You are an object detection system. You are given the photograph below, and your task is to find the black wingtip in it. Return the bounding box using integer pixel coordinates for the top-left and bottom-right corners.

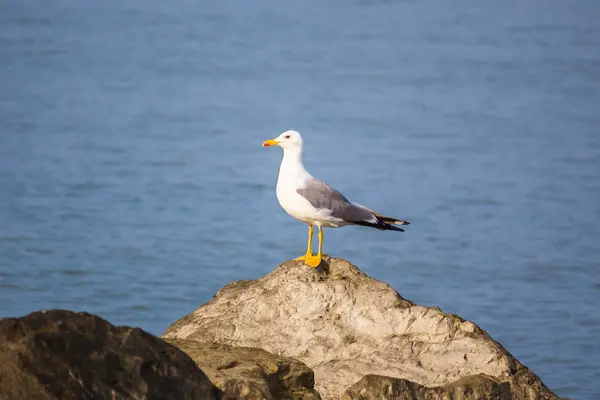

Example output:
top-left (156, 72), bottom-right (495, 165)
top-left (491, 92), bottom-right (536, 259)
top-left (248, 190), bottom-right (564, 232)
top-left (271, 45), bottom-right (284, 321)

top-left (386, 225), bottom-right (405, 232)
top-left (351, 220), bottom-right (406, 232)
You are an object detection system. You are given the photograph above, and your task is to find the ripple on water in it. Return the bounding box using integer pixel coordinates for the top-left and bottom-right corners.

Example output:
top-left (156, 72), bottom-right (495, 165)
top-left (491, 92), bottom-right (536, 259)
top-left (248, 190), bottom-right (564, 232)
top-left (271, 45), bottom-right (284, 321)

top-left (66, 181), bottom-right (110, 192)
top-left (128, 304), bottom-right (151, 311)
top-left (157, 296), bottom-right (189, 304)
top-left (60, 212), bottom-right (86, 220)
top-left (238, 182), bottom-right (271, 192)
top-left (0, 270), bottom-right (13, 278)
top-left (25, 247), bottom-right (55, 254)
top-left (70, 280), bottom-right (94, 288)
top-left (0, 281), bottom-right (23, 290)
top-left (59, 268), bottom-right (89, 276)
top-left (92, 288), bottom-right (132, 299)
top-left (451, 197), bottom-right (503, 206)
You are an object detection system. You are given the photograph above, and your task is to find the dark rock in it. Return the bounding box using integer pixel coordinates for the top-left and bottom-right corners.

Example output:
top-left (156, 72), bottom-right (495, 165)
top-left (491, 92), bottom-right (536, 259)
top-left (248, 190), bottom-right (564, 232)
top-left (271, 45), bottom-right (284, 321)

top-left (342, 373), bottom-right (559, 400)
top-left (0, 310), bottom-right (220, 400)
top-left (167, 339), bottom-right (321, 400)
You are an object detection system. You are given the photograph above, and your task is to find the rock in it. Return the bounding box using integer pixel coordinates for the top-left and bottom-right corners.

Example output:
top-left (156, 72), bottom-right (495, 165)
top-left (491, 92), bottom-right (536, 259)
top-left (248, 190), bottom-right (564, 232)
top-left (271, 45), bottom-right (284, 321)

top-left (0, 310), bottom-right (220, 400)
top-left (342, 373), bottom-right (556, 400)
top-left (167, 339), bottom-right (321, 400)
top-left (163, 256), bottom-right (560, 400)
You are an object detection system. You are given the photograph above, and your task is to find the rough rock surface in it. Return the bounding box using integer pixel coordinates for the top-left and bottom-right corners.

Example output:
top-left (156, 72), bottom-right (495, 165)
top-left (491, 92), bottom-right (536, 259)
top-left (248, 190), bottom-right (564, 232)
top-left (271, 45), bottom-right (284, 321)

top-left (342, 373), bottom-right (555, 400)
top-left (163, 256), bottom-right (559, 400)
top-left (0, 310), bottom-right (220, 400)
top-left (167, 339), bottom-right (321, 399)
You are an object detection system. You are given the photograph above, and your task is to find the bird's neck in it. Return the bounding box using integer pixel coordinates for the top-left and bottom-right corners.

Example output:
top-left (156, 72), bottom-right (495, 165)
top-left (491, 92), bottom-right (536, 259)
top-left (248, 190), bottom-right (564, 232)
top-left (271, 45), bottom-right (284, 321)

top-left (279, 147), bottom-right (309, 182)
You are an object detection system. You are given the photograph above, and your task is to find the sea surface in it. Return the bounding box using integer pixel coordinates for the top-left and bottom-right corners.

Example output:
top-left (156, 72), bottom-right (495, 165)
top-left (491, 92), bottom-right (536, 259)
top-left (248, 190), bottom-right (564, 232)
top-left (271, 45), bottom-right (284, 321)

top-left (1, 1), bottom-right (599, 398)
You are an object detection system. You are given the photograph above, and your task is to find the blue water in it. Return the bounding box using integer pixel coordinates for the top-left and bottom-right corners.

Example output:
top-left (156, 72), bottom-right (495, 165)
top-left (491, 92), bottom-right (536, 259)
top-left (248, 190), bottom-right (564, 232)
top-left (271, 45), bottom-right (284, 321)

top-left (1, 1), bottom-right (599, 398)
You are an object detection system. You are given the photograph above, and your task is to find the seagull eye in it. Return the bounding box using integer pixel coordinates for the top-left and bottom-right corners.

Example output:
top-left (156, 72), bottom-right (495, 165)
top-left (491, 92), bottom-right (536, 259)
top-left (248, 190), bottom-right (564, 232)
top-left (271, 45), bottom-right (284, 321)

top-left (284, 135), bottom-right (291, 139)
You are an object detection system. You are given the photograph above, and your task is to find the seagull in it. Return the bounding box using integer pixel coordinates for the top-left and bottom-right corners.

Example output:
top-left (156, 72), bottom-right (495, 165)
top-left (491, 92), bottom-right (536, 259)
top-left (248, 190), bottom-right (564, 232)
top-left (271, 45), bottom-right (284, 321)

top-left (262, 130), bottom-right (409, 268)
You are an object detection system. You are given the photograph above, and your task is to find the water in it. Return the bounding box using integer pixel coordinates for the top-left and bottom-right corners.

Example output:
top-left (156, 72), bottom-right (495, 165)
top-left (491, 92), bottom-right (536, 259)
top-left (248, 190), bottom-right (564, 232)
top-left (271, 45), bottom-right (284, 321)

top-left (1, 1), bottom-right (599, 398)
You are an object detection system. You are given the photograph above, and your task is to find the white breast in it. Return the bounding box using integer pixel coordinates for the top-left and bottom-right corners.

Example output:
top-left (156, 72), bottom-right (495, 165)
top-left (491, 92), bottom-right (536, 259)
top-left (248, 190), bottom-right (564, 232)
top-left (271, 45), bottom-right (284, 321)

top-left (276, 176), bottom-right (318, 224)
top-left (274, 146), bottom-right (345, 228)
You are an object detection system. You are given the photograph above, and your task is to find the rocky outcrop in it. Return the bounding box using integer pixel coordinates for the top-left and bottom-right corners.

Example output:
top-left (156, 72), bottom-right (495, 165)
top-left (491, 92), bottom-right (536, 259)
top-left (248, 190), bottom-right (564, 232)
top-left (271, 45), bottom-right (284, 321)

top-left (342, 373), bottom-right (556, 400)
top-left (167, 339), bottom-right (321, 400)
top-left (0, 310), bottom-right (220, 400)
top-left (163, 256), bottom-right (560, 400)
top-left (342, 374), bottom-right (511, 399)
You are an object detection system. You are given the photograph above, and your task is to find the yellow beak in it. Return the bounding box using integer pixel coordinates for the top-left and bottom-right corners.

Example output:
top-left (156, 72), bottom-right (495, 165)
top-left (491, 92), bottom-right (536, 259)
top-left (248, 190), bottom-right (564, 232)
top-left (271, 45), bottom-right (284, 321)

top-left (262, 139), bottom-right (279, 147)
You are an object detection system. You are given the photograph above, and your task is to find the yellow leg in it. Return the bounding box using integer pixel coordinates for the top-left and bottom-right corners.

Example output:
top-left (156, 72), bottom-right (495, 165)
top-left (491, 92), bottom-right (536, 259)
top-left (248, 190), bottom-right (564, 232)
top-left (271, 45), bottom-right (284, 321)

top-left (304, 227), bottom-right (323, 268)
top-left (293, 225), bottom-right (313, 261)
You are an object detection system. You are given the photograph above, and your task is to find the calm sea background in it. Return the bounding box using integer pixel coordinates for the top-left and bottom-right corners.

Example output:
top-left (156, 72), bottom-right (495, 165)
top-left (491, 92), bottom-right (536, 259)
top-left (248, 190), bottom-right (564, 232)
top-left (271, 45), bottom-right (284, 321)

top-left (1, 1), bottom-right (599, 398)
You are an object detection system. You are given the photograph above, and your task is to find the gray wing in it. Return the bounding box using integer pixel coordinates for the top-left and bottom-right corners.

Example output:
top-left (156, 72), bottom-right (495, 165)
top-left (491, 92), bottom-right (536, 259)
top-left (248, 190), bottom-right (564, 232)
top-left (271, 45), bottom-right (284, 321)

top-left (296, 178), bottom-right (376, 223)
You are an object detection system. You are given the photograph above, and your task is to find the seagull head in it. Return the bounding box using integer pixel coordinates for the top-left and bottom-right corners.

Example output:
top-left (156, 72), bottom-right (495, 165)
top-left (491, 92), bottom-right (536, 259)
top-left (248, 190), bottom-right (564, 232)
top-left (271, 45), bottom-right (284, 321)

top-left (262, 130), bottom-right (303, 151)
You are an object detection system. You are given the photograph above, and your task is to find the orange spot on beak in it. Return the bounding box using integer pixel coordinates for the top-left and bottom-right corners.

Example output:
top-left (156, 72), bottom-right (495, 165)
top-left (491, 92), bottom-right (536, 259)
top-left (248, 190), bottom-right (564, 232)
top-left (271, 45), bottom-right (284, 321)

top-left (262, 139), bottom-right (279, 147)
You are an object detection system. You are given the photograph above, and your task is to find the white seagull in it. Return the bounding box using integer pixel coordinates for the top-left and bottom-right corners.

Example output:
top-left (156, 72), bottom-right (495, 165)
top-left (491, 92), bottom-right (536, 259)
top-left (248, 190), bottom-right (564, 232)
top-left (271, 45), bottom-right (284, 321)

top-left (262, 130), bottom-right (409, 268)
